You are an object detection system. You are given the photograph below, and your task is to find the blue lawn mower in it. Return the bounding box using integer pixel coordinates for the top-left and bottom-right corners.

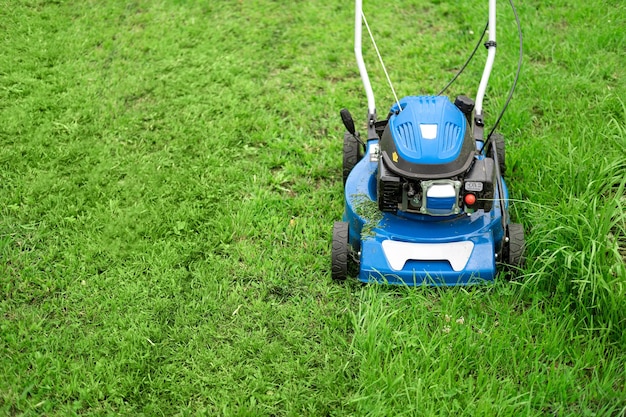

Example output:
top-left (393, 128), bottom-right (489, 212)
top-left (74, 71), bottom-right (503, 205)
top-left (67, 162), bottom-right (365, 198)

top-left (331, 0), bottom-right (525, 285)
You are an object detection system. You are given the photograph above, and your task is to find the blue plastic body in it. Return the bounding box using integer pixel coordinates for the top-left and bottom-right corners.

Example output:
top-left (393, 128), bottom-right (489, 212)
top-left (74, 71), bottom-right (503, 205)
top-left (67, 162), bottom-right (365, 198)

top-left (342, 98), bottom-right (509, 286)
top-left (389, 96), bottom-right (467, 165)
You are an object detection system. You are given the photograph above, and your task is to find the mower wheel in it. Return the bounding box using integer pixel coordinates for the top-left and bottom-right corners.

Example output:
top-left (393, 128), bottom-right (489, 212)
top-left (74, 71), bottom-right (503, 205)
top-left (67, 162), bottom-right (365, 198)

top-left (331, 221), bottom-right (350, 281)
top-left (343, 132), bottom-right (364, 185)
top-left (492, 133), bottom-right (506, 175)
top-left (506, 223), bottom-right (526, 269)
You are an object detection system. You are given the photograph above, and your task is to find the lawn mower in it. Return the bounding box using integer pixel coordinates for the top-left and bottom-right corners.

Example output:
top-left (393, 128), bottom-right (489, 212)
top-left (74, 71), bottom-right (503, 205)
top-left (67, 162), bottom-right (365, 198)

top-left (331, 0), bottom-right (525, 285)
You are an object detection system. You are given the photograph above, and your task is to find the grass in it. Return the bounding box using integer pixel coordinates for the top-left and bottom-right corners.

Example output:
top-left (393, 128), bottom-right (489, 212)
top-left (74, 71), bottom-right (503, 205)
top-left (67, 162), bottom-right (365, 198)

top-left (1, 0), bottom-right (625, 415)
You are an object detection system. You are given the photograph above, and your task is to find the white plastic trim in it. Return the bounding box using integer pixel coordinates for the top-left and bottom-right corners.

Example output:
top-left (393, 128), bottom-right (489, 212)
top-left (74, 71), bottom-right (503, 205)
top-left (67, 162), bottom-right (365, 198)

top-left (419, 124), bottom-right (438, 139)
top-left (381, 240), bottom-right (475, 272)
top-left (426, 184), bottom-right (456, 198)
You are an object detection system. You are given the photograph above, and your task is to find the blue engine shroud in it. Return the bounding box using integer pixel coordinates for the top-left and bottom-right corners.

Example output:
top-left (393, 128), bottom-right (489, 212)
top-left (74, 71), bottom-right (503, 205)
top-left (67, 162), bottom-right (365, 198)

top-left (388, 96), bottom-right (468, 166)
top-left (342, 96), bottom-right (509, 286)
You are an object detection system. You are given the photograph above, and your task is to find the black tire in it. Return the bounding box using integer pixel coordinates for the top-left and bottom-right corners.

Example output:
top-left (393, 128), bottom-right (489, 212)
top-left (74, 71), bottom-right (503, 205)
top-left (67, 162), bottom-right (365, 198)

top-left (492, 133), bottom-right (506, 175)
top-left (506, 223), bottom-right (526, 269)
top-left (343, 132), bottom-right (364, 185)
top-left (331, 221), bottom-right (349, 281)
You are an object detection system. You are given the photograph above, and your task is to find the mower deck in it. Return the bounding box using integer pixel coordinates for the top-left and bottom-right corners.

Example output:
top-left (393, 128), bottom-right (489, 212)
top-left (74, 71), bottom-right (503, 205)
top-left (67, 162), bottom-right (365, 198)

top-left (342, 140), bottom-right (508, 286)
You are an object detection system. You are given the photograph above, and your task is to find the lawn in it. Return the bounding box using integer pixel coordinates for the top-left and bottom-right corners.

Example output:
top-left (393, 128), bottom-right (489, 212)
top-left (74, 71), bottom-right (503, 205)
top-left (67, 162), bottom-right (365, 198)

top-left (1, 0), bottom-right (625, 415)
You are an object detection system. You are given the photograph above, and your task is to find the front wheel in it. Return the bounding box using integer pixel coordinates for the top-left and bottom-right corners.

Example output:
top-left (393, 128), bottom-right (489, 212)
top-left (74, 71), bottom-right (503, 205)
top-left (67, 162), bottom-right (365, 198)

top-left (331, 222), bottom-right (350, 281)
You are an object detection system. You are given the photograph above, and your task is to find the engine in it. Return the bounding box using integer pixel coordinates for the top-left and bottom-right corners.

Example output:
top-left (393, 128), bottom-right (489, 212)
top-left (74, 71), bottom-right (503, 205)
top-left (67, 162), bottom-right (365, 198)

top-left (377, 96), bottom-right (495, 216)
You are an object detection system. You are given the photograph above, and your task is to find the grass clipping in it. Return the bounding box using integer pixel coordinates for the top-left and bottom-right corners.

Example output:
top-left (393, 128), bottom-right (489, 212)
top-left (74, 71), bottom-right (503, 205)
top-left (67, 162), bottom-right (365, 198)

top-left (352, 194), bottom-right (383, 237)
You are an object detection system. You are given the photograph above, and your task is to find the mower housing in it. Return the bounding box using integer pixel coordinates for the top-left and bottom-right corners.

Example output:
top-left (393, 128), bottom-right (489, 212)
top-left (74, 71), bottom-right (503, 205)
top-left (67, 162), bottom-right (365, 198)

top-left (333, 95), bottom-right (519, 286)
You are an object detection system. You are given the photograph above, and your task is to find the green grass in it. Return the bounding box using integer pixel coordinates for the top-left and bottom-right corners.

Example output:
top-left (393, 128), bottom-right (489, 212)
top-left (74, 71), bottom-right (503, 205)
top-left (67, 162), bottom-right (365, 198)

top-left (1, 0), bottom-right (625, 415)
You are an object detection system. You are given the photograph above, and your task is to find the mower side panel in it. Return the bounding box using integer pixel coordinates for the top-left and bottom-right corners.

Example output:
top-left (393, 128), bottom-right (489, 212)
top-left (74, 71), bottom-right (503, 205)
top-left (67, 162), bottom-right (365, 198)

top-left (342, 141), bottom-right (379, 252)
